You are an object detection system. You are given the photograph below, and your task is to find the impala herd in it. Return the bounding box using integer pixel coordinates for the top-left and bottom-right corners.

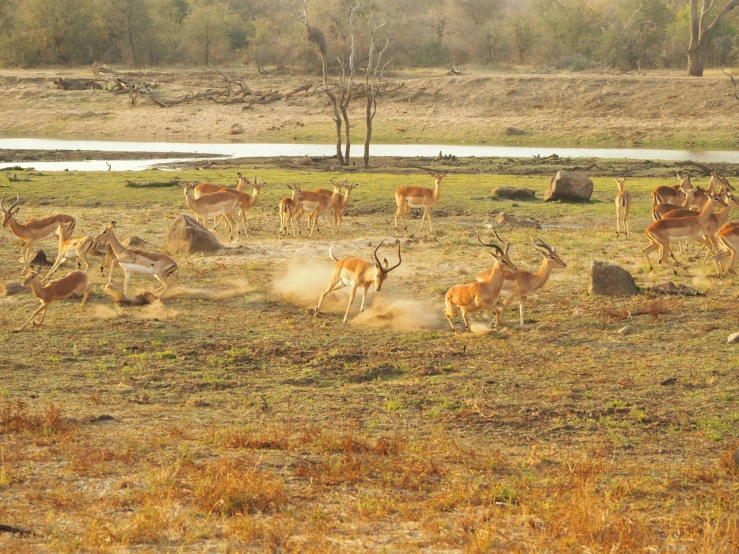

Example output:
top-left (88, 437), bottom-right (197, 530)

top-left (2, 169), bottom-right (737, 333)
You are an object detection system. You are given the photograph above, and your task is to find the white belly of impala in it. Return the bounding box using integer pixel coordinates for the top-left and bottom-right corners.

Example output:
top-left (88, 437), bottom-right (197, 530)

top-left (406, 198), bottom-right (426, 208)
top-left (341, 276), bottom-right (354, 287)
top-left (120, 262), bottom-right (156, 275)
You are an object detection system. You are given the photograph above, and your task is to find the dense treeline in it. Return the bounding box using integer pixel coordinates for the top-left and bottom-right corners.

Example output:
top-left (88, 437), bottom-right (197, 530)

top-left (0, 0), bottom-right (736, 71)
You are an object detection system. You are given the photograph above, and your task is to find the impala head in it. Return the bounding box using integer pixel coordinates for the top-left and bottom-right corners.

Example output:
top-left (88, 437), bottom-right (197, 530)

top-left (371, 239), bottom-right (402, 291)
top-left (478, 230), bottom-right (517, 274)
top-left (717, 175), bottom-right (735, 193)
top-left (614, 178), bottom-right (626, 191)
top-left (95, 221), bottom-right (118, 243)
top-left (430, 173), bottom-right (446, 185)
top-left (55, 220), bottom-right (74, 238)
top-left (726, 192), bottom-right (739, 208)
top-left (181, 181), bottom-right (197, 197)
top-left (21, 270), bottom-right (40, 286)
top-left (287, 184), bottom-right (303, 201)
top-left (0, 193), bottom-right (21, 227)
top-left (677, 172), bottom-right (693, 191)
top-left (708, 193), bottom-right (728, 208)
top-left (532, 237), bottom-right (567, 269)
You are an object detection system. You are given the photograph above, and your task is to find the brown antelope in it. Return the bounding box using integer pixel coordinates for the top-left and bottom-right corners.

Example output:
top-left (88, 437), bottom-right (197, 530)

top-left (219, 179), bottom-right (263, 235)
top-left (443, 233), bottom-right (518, 333)
top-left (690, 172), bottom-right (735, 211)
top-left (192, 172), bottom-right (253, 198)
top-left (651, 173), bottom-right (693, 207)
top-left (478, 237), bottom-right (566, 328)
top-left (95, 222), bottom-right (177, 296)
top-left (333, 182), bottom-right (358, 233)
top-left (314, 240), bottom-right (402, 323)
top-left (394, 173), bottom-right (445, 233)
top-left (15, 270), bottom-right (89, 331)
top-left (298, 182), bottom-right (344, 236)
top-left (1, 194), bottom-right (76, 273)
top-left (614, 178), bottom-right (632, 237)
top-left (643, 193), bottom-right (727, 274)
top-left (296, 179), bottom-right (350, 231)
top-left (713, 222), bottom-right (739, 274)
top-left (279, 185), bottom-right (304, 237)
top-left (652, 186), bottom-right (697, 220)
top-left (44, 221), bottom-right (99, 280)
top-left (661, 191), bottom-right (739, 255)
top-left (182, 182), bottom-right (240, 241)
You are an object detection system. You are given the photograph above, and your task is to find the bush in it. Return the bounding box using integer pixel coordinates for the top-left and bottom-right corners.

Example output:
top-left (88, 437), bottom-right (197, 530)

top-left (420, 41), bottom-right (450, 67)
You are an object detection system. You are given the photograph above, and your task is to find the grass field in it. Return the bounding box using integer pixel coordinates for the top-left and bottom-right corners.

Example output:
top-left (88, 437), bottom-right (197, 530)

top-left (1, 163), bottom-right (739, 552)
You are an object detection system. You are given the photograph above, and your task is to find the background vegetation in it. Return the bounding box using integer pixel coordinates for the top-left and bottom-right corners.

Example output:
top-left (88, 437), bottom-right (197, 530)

top-left (0, 0), bottom-right (737, 73)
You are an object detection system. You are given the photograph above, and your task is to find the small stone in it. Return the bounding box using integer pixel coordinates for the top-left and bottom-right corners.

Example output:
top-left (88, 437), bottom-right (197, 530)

top-left (30, 249), bottom-right (52, 266)
top-left (0, 281), bottom-right (26, 296)
top-left (494, 212), bottom-right (542, 229)
top-left (505, 127), bottom-right (527, 136)
top-left (617, 325), bottom-right (633, 335)
top-left (728, 332), bottom-right (739, 344)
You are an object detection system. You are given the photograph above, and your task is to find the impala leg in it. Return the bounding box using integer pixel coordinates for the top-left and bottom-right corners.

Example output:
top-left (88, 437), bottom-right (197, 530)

top-left (15, 303), bottom-right (47, 331)
top-left (518, 298), bottom-right (526, 328)
top-left (107, 258), bottom-right (118, 285)
top-left (123, 270), bottom-right (131, 296)
top-left (359, 285), bottom-right (369, 312)
top-left (624, 212), bottom-right (630, 238)
top-left (616, 213), bottom-right (621, 237)
top-left (44, 256), bottom-right (66, 281)
top-left (34, 305), bottom-right (50, 327)
top-left (643, 241), bottom-right (659, 271)
top-left (461, 309), bottom-right (471, 333)
top-left (315, 275), bottom-right (345, 316)
top-left (154, 274), bottom-right (169, 297)
top-left (343, 284), bottom-right (359, 323)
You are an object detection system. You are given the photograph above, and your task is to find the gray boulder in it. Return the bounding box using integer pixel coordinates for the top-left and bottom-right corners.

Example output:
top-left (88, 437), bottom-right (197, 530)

top-left (1, 281), bottom-right (27, 296)
top-left (588, 261), bottom-right (638, 297)
top-left (166, 215), bottom-right (222, 255)
top-left (494, 212), bottom-right (542, 229)
top-left (545, 170), bottom-right (593, 202)
top-left (493, 186), bottom-right (536, 200)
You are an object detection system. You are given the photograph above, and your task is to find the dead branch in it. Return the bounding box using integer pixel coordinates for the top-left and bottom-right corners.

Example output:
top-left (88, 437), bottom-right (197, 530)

top-left (723, 67), bottom-right (739, 101)
top-left (675, 160), bottom-right (713, 176)
top-left (0, 524), bottom-right (33, 536)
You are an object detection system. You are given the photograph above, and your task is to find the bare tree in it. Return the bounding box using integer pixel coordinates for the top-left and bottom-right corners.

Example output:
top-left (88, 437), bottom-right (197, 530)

top-left (723, 67), bottom-right (739, 100)
top-left (687, 0), bottom-right (739, 77)
top-left (363, 14), bottom-right (390, 168)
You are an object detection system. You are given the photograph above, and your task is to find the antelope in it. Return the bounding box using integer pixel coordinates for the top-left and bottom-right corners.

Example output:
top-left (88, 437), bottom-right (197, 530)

top-left (713, 222), bottom-right (739, 274)
top-left (651, 173), bottom-right (693, 207)
top-left (314, 240), bottom-right (402, 323)
top-left (298, 182), bottom-right (344, 236)
top-left (643, 193), bottom-right (727, 274)
top-left (44, 221), bottom-right (99, 280)
top-left (15, 270), bottom-right (89, 331)
top-left (478, 237), bottom-right (566, 328)
top-left (333, 182), bottom-right (358, 233)
top-left (614, 178), bottom-right (631, 237)
top-left (182, 182), bottom-right (240, 241)
top-left (690, 172), bottom-right (735, 211)
top-left (279, 185), bottom-right (304, 237)
top-left (652, 186), bottom-right (697, 220)
top-left (394, 173), bottom-right (445, 233)
top-left (1, 194), bottom-right (76, 273)
top-left (192, 173), bottom-right (253, 198)
top-left (443, 233), bottom-right (518, 333)
top-left (95, 222), bottom-right (177, 296)
top-left (296, 179), bottom-right (350, 231)
top-left (661, 191), bottom-right (739, 255)
top-left (220, 179), bottom-right (263, 235)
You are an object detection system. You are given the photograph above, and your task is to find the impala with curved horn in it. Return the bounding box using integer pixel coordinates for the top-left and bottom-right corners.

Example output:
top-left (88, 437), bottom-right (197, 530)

top-left (314, 239), bottom-right (402, 323)
top-left (394, 173), bottom-right (445, 233)
top-left (478, 237), bottom-right (566, 328)
top-left (1, 194), bottom-right (76, 273)
top-left (444, 231), bottom-right (517, 333)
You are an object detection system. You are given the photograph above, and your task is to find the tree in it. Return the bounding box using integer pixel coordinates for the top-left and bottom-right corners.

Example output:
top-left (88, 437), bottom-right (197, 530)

top-left (105, 0), bottom-right (153, 66)
top-left (182, 0), bottom-right (235, 66)
top-left (687, 0), bottom-right (739, 76)
top-left (363, 13), bottom-right (390, 168)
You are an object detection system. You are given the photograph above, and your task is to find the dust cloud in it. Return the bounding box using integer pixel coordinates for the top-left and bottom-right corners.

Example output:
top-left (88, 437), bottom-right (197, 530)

top-left (272, 259), bottom-right (341, 309)
top-left (351, 297), bottom-right (440, 332)
top-left (91, 305), bottom-right (120, 319)
top-left (163, 278), bottom-right (255, 300)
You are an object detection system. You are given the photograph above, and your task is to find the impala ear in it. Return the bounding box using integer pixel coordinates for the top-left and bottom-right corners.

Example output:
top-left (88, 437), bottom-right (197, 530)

top-left (383, 257), bottom-right (388, 269)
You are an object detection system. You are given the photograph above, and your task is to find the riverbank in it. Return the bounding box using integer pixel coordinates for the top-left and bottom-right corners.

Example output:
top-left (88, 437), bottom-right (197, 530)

top-left (1, 67), bottom-right (737, 147)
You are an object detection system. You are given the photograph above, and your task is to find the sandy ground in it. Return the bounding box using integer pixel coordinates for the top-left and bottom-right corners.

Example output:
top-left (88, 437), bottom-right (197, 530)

top-left (0, 67), bottom-right (737, 147)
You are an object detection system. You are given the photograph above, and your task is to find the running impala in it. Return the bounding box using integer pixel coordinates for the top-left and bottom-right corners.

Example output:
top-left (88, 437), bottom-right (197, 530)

top-left (44, 221), bottom-right (99, 280)
top-left (713, 222), bottom-right (739, 274)
top-left (15, 270), bottom-right (89, 331)
top-left (1, 194), bottom-right (76, 273)
top-left (443, 233), bottom-right (517, 333)
top-left (394, 173), bottom-right (445, 233)
top-left (95, 221), bottom-right (178, 296)
top-left (314, 240), bottom-right (402, 323)
top-left (477, 237), bottom-right (566, 328)
top-left (643, 193), bottom-right (727, 274)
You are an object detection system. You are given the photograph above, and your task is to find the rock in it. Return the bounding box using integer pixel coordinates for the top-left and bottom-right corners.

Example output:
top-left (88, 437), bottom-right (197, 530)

top-left (492, 186), bottom-right (536, 200)
top-left (230, 123), bottom-right (244, 135)
top-left (617, 325), bottom-right (633, 335)
top-left (588, 261), bottom-right (639, 297)
top-left (728, 332), bottom-right (739, 344)
top-left (123, 235), bottom-right (152, 249)
top-left (494, 212), bottom-right (542, 229)
top-left (545, 170), bottom-right (594, 202)
top-left (30, 249), bottom-right (52, 266)
top-left (505, 127), bottom-right (527, 136)
top-left (1, 281), bottom-right (27, 296)
top-left (165, 215), bottom-right (222, 255)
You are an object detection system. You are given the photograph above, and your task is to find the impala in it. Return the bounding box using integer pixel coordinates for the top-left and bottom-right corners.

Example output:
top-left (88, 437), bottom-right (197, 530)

top-left (95, 221), bottom-right (178, 296)
top-left (333, 181), bottom-right (358, 233)
top-left (296, 179), bottom-right (350, 231)
top-left (298, 181), bottom-right (343, 236)
top-left (651, 173), bottom-right (693, 206)
top-left (691, 172), bottom-right (735, 210)
top-left (279, 185), bottom-right (304, 237)
top-left (1, 194), bottom-right (76, 273)
top-left (478, 237), bottom-right (566, 328)
top-left (614, 178), bottom-right (632, 237)
top-left (192, 172), bottom-right (253, 198)
top-left (15, 270), bottom-right (89, 331)
top-left (182, 182), bottom-right (240, 241)
top-left (713, 222), bottom-right (739, 274)
top-left (643, 193), bottom-right (727, 274)
top-left (223, 179), bottom-right (263, 235)
top-left (652, 186), bottom-right (697, 220)
top-left (444, 233), bottom-right (518, 333)
top-left (661, 191), bottom-right (739, 255)
top-left (394, 173), bottom-right (445, 233)
top-left (44, 221), bottom-right (99, 280)
top-left (314, 239), bottom-right (402, 323)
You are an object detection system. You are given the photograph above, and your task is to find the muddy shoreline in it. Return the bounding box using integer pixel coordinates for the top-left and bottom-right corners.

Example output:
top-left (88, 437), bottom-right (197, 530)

top-left (0, 149), bottom-right (225, 163)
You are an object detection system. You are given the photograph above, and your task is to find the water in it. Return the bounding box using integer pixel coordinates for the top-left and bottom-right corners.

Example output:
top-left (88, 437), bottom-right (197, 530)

top-left (1, 136), bottom-right (738, 172)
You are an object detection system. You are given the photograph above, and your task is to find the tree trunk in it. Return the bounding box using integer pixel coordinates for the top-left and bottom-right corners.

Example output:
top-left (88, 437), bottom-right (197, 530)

top-left (363, 101), bottom-right (372, 168)
top-left (334, 116), bottom-right (344, 166)
top-left (687, 45), bottom-right (705, 77)
top-left (341, 106), bottom-right (351, 164)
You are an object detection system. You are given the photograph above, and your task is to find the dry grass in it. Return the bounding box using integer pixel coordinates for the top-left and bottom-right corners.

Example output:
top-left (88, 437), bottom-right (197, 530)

top-left (1, 165), bottom-right (739, 551)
